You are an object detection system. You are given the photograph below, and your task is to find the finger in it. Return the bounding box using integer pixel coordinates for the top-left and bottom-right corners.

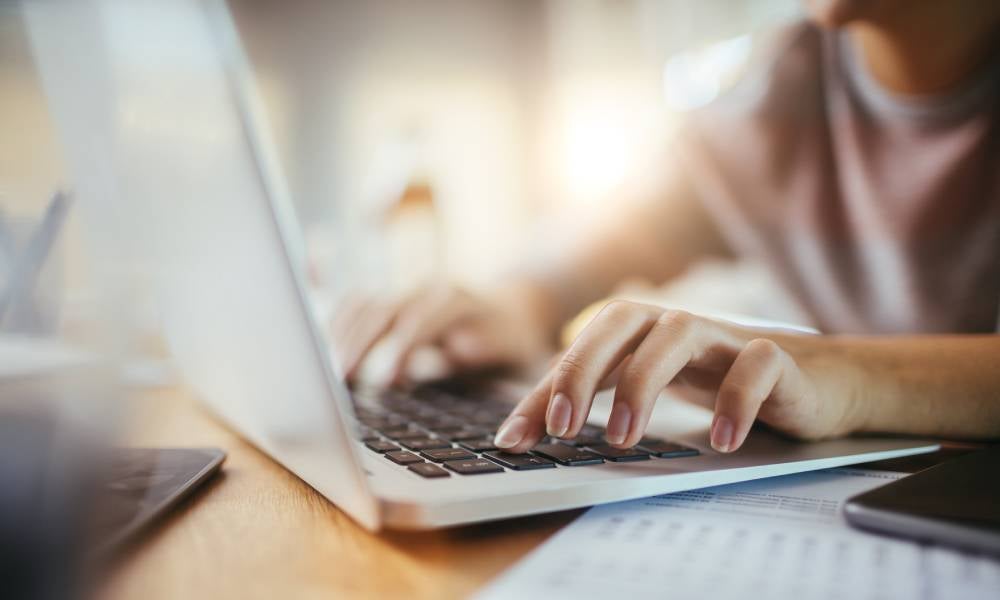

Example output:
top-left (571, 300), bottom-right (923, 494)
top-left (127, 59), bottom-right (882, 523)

top-left (386, 290), bottom-right (472, 383)
top-left (329, 293), bottom-right (367, 341)
top-left (336, 299), bottom-right (403, 381)
top-left (494, 370), bottom-right (553, 453)
top-left (711, 338), bottom-right (790, 453)
top-left (609, 310), bottom-right (733, 447)
top-left (546, 301), bottom-right (663, 440)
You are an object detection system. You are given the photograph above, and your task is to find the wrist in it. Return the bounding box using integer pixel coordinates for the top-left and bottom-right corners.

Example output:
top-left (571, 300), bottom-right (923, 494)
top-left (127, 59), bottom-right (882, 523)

top-left (795, 339), bottom-right (876, 437)
top-left (818, 341), bottom-right (889, 436)
top-left (844, 362), bottom-right (877, 435)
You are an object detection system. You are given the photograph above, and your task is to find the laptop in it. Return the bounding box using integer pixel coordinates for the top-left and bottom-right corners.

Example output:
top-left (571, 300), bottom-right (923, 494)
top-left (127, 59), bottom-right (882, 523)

top-left (29, 0), bottom-right (939, 531)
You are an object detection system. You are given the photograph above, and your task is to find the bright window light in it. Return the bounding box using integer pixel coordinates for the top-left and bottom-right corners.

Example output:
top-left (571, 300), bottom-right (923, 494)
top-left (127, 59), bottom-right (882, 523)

top-left (548, 85), bottom-right (662, 206)
top-left (560, 101), bottom-right (634, 199)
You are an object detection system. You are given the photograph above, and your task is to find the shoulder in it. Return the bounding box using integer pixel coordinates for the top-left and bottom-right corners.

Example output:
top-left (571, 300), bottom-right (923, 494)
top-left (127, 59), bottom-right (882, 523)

top-left (678, 21), bottom-right (833, 181)
top-left (704, 20), bottom-right (828, 122)
top-left (673, 22), bottom-right (836, 226)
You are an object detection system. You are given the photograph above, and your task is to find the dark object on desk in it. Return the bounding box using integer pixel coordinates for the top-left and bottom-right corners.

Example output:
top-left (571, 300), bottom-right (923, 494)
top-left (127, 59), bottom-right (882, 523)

top-left (1, 396), bottom-right (224, 599)
top-left (845, 445), bottom-right (1000, 555)
top-left (0, 409), bottom-right (94, 600)
top-left (90, 447), bottom-right (225, 558)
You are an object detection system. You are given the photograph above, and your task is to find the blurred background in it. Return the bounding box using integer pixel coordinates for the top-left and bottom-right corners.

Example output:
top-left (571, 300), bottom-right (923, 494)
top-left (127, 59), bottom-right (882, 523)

top-left (228, 0), bottom-right (801, 298)
top-left (2, 0), bottom-right (806, 348)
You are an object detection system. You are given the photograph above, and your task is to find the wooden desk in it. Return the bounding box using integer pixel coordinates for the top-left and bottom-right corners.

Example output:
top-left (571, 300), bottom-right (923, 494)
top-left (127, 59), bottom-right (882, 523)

top-left (101, 386), bottom-right (579, 600)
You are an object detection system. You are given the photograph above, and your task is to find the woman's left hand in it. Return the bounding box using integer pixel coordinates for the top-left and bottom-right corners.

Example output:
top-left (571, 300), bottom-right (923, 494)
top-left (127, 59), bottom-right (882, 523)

top-left (493, 300), bottom-right (868, 454)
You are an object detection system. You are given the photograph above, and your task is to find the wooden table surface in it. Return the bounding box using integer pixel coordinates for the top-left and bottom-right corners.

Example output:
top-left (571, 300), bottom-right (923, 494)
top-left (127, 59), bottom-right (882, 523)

top-left (100, 386), bottom-right (580, 600)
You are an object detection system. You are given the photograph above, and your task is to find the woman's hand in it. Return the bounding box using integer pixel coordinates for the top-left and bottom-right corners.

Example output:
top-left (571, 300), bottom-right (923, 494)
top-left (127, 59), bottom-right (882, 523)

top-left (331, 283), bottom-right (555, 386)
top-left (494, 300), bottom-right (869, 454)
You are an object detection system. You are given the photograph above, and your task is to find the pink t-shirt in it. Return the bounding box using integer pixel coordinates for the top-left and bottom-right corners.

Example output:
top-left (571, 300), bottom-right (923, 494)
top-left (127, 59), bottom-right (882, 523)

top-left (681, 22), bottom-right (1000, 334)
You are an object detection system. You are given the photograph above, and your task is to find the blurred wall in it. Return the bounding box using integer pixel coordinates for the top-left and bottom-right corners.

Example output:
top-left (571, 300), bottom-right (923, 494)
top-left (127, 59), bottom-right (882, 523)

top-left (0, 4), bottom-right (84, 319)
top-left (228, 0), bottom-right (548, 285)
top-left (0, 4), bottom-right (65, 214)
top-left (227, 0), bottom-right (800, 285)
top-left (3, 0), bottom-right (802, 298)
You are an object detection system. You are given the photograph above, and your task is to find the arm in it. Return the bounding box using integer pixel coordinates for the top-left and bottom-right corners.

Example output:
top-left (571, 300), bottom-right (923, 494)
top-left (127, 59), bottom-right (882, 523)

top-left (338, 164), bottom-right (732, 383)
top-left (492, 302), bottom-right (1000, 453)
top-left (834, 334), bottom-right (1000, 439)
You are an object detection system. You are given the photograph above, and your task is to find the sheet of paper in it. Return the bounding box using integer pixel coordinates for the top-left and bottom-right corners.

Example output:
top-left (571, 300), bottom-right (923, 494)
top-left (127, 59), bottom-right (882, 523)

top-left (477, 468), bottom-right (1000, 600)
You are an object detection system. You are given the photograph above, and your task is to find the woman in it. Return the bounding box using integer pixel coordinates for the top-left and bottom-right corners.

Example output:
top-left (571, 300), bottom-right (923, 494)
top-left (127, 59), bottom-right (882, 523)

top-left (335, 0), bottom-right (1000, 455)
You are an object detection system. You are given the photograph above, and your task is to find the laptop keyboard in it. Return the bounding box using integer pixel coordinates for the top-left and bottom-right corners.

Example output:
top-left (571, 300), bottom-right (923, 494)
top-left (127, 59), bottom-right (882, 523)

top-left (351, 385), bottom-right (699, 479)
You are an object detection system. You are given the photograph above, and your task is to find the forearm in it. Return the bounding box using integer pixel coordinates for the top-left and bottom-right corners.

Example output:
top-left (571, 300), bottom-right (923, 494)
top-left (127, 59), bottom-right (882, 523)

top-left (804, 335), bottom-right (1000, 440)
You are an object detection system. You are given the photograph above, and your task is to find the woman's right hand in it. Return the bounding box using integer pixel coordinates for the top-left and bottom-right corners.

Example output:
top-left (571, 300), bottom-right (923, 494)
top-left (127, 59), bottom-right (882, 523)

top-left (331, 283), bottom-right (554, 386)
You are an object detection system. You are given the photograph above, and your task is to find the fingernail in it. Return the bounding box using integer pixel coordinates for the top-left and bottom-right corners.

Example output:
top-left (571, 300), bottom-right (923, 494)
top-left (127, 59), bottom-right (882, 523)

top-left (711, 415), bottom-right (734, 452)
top-left (605, 404), bottom-right (632, 445)
top-left (495, 415), bottom-right (529, 449)
top-left (546, 393), bottom-right (572, 437)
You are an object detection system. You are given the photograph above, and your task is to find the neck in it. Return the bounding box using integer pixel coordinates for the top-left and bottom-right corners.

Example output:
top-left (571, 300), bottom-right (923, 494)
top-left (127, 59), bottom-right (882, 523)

top-left (850, 3), bottom-right (1000, 95)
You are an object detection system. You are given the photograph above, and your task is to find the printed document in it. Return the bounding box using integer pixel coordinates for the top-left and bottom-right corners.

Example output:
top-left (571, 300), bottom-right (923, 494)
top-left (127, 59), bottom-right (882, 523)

top-left (477, 468), bottom-right (1000, 600)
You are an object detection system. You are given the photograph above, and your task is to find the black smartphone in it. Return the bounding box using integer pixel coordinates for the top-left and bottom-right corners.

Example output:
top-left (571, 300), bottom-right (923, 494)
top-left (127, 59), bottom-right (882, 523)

top-left (845, 445), bottom-right (1000, 555)
top-left (90, 447), bottom-right (226, 558)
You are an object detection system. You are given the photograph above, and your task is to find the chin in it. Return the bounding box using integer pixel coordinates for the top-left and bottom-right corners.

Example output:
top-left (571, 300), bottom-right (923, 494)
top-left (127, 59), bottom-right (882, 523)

top-left (803, 0), bottom-right (872, 28)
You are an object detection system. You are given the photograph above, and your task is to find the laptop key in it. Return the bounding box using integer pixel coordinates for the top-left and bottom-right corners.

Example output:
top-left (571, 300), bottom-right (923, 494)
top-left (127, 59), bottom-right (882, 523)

top-left (448, 427), bottom-right (493, 441)
top-left (483, 451), bottom-right (556, 471)
top-left (408, 463), bottom-right (450, 478)
top-left (354, 426), bottom-right (380, 442)
top-left (401, 437), bottom-right (453, 451)
top-left (586, 444), bottom-right (651, 462)
top-left (421, 448), bottom-right (477, 463)
top-left (359, 416), bottom-right (408, 430)
top-left (546, 425), bottom-right (604, 446)
top-left (469, 413), bottom-right (505, 426)
top-left (443, 459), bottom-right (505, 475)
top-left (425, 424), bottom-right (467, 436)
top-left (418, 416), bottom-right (465, 430)
top-left (548, 435), bottom-right (603, 447)
top-left (365, 440), bottom-right (400, 453)
top-left (385, 450), bottom-right (424, 465)
top-left (380, 426), bottom-right (427, 440)
top-left (636, 440), bottom-right (700, 458)
top-left (413, 406), bottom-right (442, 419)
top-left (458, 438), bottom-right (498, 452)
top-left (531, 443), bottom-right (604, 466)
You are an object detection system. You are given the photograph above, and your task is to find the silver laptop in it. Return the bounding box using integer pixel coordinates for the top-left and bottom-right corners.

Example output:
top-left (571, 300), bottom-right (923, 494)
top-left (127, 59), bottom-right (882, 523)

top-left (26, 0), bottom-right (939, 531)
